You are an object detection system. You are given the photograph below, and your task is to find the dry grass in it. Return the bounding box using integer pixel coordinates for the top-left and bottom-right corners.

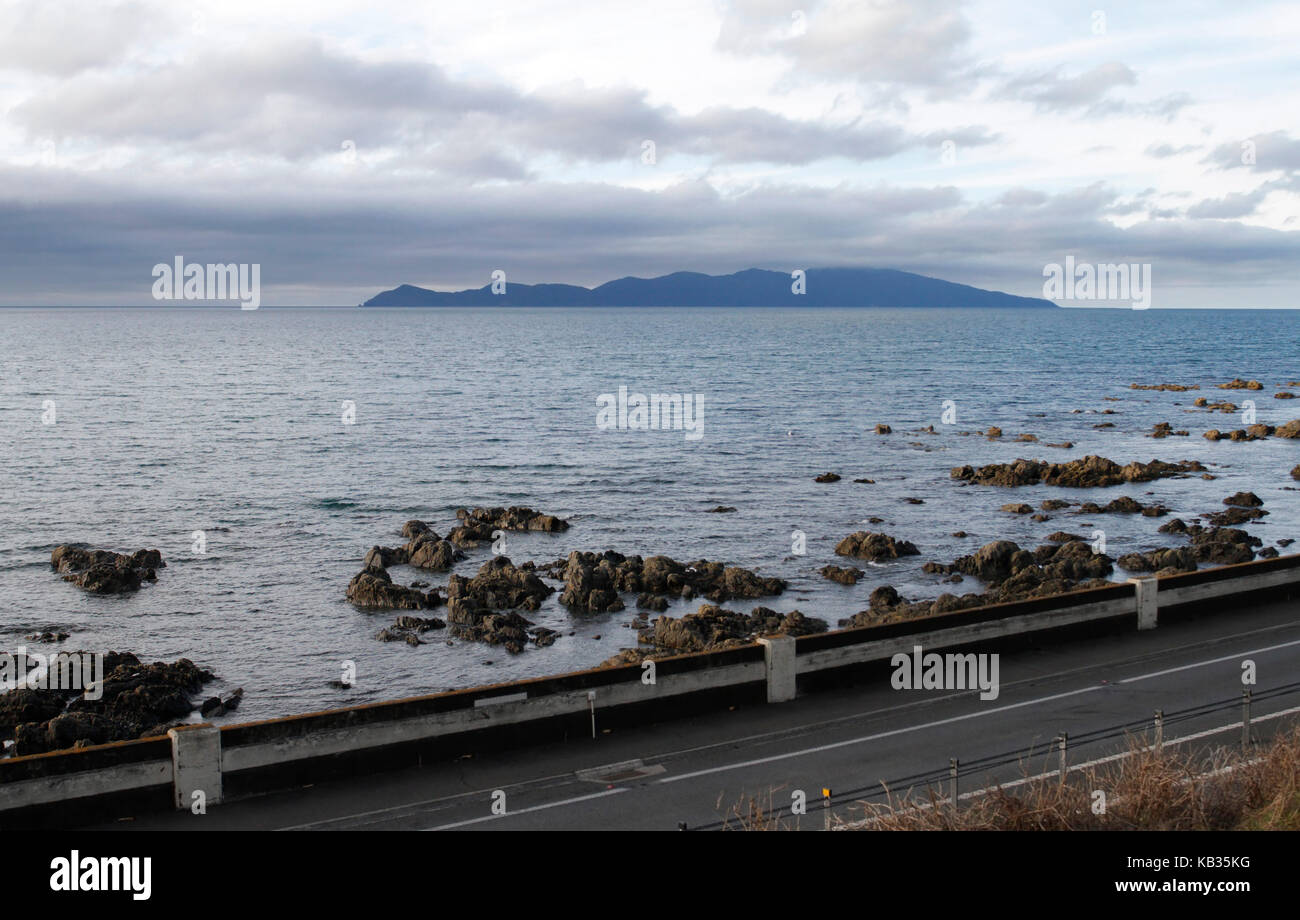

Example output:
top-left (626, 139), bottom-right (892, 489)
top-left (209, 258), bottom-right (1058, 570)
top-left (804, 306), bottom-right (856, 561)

top-left (718, 785), bottom-right (802, 831)
top-left (842, 725), bottom-right (1300, 831)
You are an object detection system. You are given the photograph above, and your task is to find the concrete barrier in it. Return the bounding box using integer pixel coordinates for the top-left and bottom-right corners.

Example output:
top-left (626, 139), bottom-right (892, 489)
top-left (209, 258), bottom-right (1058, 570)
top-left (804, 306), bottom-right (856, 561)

top-left (3, 551), bottom-right (1298, 826)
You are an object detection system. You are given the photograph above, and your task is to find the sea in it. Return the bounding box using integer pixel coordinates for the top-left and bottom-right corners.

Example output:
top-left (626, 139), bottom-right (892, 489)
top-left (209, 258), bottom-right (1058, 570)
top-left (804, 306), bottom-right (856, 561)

top-left (1, 306), bottom-right (1297, 721)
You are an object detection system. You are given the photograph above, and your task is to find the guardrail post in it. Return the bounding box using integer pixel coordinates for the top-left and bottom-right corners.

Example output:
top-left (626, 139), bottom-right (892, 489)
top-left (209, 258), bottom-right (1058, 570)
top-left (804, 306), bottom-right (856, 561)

top-left (168, 723), bottom-right (222, 811)
top-left (757, 635), bottom-right (797, 703)
top-left (949, 758), bottom-right (959, 813)
top-left (1242, 690), bottom-right (1251, 749)
top-left (1153, 710), bottom-right (1163, 751)
top-left (1128, 576), bottom-right (1158, 630)
top-left (1057, 733), bottom-right (1068, 786)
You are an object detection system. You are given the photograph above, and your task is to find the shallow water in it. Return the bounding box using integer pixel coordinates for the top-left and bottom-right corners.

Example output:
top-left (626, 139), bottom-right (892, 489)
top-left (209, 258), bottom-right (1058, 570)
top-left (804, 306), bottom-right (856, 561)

top-left (1, 306), bottom-right (1297, 721)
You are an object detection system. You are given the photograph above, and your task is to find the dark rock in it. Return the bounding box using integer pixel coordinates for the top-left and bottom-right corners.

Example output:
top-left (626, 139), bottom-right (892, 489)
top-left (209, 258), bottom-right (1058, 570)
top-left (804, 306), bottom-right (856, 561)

top-left (834, 532), bottom-right (920, 561)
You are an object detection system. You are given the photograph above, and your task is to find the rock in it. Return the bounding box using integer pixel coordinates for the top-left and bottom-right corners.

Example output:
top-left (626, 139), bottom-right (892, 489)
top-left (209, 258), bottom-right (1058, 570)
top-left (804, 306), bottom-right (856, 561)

top-left (1276, 420), bottom-right (1300, 439)
top-left (1130, 383), bottom-right (1198, 391)
top-left (853, 478), bottom-right (875, 484)
top-left (346, 566), bottom-right (442, 609)
top-left (402, 520), bottom-right (433, 539)
top-left (820, 565), bottom-right (864, 585)
top-left (1117, 547), bottom-right (1197, 573)
top-left (449, 556), bottom-right (554, 612)
top-left (1015, 433), bottom-right (1038, 442)
top-left (406, 534), bottom-right (464, 570)
top-left (986, 427), bottom-right (1003, 439)
top-left (6, 653), bottom-right (217, 754)
top-left (50, 545), bottom-right (164, 594)
top-left (558, 550), bottom-right (785, 612)
top-left (642, 603), bottom-right (827, 653)
top-left (1275, 392), bottom-right (1296, 399)
top-left (874, 424), bottom-right (892, 434)
top-left (834, 532), bottom-right (920, 561)
top-left (706, 506), bottom-right (737, 513)
top-left (1150, 422), bottom-right (1189, 438)
top-left (1292, 464), bottom-right (1300, 481)
top-left (25, 631), bottom-right (69, 643)
top-left (636, 593), bottom-right (670, 612)
top-left (1217, 378), bottom-right (1263, 390)
top-left (1202, 506), bottom-right (1267, 526)
top-left (1046, 531), bottom-right (1086, 543)
top-left (454, 506), bottom-right (570, 535)
top-left (814, 472), bottom-right (841, 483)
top-left (363, 545), bottom-right (410, 568)
top-left (377, 615), bottom-right (446, 643)
top-left (1224, 491), bottom-right (1264, 507)
top-left (1001, 503), bottom-right (1033, 514)
top-left (951, 455), bottom-right (1205, 488)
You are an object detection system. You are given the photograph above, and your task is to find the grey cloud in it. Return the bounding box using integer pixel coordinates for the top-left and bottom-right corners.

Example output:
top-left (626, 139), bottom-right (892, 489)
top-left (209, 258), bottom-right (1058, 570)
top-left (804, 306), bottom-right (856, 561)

top-left (1186, 187), bottom-right (1271, 219)
top-left (1000, 62), bottom-right (1136, 111)
top-left (4, 165), bottom-right (1297, 308)
top-left (11, 38), bottom-right (992, 172)
top-left (1145, 142), bottom-right (1201, 158)
top-left (1205, 131), bottom-right (1300, 171)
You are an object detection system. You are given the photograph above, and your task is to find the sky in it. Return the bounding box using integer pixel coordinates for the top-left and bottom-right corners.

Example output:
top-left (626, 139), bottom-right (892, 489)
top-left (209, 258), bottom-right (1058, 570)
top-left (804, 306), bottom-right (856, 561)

top-left (1, 0), bottom-right (1298, 307)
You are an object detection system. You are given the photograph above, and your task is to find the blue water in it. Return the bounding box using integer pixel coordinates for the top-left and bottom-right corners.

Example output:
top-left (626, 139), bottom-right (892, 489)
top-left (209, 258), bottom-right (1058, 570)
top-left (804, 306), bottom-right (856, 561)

top-left (1, 306), bottom-right (1297, 721)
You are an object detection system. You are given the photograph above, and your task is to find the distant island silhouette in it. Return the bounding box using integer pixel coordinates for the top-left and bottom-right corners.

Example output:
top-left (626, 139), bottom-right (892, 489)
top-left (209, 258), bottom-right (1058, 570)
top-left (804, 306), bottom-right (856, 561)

top-left (363, 267), bottom-right (1055, 308)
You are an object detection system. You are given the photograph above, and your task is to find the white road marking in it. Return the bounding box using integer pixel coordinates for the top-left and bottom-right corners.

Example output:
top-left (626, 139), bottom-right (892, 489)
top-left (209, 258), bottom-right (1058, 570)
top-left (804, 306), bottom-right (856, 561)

top-left (657, 636), bottom-right (1300, 784)
top-left (421, 788), bottom-right (628, 831)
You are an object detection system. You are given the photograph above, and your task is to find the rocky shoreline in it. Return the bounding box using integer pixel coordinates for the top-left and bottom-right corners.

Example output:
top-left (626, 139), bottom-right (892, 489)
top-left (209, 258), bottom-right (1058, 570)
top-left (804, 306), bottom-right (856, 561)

top-left (19, 379), bottom-right (1298, 731)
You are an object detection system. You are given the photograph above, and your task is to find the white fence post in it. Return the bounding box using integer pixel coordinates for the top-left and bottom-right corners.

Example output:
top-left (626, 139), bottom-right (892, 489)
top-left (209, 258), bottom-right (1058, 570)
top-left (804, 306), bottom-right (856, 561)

top-left (1129, 576), bottom-right (1159, 630)
top-left (757, 635), bottom-right (797, 703)
top-left (168, 724), bottom-right (222, 810)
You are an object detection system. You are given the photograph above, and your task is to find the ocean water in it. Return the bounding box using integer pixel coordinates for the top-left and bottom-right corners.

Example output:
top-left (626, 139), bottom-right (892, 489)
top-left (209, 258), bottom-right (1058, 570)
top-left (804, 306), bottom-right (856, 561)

top-left (1, 306), bottom-right (1297, 721)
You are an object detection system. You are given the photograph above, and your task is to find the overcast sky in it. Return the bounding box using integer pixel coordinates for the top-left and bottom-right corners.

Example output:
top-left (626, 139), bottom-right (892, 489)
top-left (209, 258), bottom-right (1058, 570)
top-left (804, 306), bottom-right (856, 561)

top-left (2, 0), bottom-right (1298, 307)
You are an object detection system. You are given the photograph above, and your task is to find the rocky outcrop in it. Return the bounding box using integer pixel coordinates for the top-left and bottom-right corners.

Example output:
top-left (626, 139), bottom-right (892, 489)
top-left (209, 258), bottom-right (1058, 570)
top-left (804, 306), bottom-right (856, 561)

top-left (376, 615), bottom-right (447, 645)
top-left (840, 538), bottom-right (1114, 629)
top-left (1150, 422), bottom-right (1189, 438)
top-left (951, 455), bottom-right (1206, 488)
top-left (557, 551), bottom-right (786, 613)
top-left (833, 532), bottom-right (920, 561)
top-left (637, 604), bottom-right (826, 654)
top-left (50, 545), bottom-right (164, 594)
top-left (820, 564), bottom-right (864, 585)
top-left (1116, 547), bottom-right (1198, 574)
top-left (3, 653), bottom-right (217, 755)
top-left (814, 472), bottom-right (841, 483)
top-left (346, 566), bottom-right (442, 609)
top-left (1074, 496), bottom-right (1168, 517)
top-left (445, 507), bottom-right (570, 547)
top-left (1204, 425), bottom-right (1273, 441)
top-left (1131, 383), bottom-right (1198, 391)
top-left (1217, 378), bottom-right (1263, 390)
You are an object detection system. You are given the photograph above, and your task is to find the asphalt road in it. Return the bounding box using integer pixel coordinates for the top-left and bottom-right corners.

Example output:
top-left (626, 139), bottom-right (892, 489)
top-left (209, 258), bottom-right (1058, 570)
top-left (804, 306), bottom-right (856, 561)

top-left (96, 598), bottom-right (1300, 831)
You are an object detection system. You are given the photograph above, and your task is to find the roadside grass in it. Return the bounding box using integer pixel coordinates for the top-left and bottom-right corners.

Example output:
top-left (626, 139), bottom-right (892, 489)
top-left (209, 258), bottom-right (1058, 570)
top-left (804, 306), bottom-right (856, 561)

top-left (839, 726), bottom-right (1300, 831)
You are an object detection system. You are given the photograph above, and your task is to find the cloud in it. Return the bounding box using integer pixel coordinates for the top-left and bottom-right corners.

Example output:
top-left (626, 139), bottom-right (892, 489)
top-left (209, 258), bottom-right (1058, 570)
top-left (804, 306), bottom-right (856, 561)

top-left (9, 36), bottom-right (990, 172)
top-left (1000, 62), bottom-right (1137, 112)
top-left (1205, 131), bottom-right (1300, 171)
top-left (0, 0), bottom-right (158, 75)
top-left (715, 0), bottom-right (982, 92)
